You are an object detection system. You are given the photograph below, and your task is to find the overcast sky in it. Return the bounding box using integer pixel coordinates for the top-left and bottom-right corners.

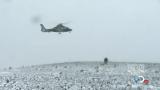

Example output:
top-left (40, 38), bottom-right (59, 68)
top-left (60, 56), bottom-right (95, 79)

top-left (0, 0), bottom-right (160, 68)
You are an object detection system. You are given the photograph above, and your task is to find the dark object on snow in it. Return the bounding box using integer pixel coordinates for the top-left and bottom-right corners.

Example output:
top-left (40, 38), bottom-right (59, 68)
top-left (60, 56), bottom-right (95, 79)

top-left (40, 23), bottom-right (72, 34)
top-left (104, 57), bottom-right (108, 64)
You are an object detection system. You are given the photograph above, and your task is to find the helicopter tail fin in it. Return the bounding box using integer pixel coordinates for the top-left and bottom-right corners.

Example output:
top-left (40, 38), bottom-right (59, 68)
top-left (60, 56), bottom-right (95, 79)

top-left (40, 24), bottom-right (47, 32)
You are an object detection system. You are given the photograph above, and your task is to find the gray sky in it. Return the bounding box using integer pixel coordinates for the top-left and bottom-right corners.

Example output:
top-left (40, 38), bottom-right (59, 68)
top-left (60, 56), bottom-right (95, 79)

top-left (0, 0), bottom-right (160, 68)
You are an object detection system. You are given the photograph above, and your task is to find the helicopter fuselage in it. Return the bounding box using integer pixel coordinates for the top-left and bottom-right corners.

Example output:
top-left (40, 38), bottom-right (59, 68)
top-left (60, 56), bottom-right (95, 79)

top-left (40, 24), bottom-right (72, 34)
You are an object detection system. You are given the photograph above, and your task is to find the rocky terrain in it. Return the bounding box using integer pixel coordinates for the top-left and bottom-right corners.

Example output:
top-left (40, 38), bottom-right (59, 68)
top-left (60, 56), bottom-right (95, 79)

top-left (0, 61), bottom-right (160, 90)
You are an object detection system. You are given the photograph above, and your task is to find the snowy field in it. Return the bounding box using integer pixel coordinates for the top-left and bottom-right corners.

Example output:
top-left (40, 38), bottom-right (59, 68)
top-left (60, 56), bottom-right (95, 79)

top-left (0, 61), bottom-right (160, 90)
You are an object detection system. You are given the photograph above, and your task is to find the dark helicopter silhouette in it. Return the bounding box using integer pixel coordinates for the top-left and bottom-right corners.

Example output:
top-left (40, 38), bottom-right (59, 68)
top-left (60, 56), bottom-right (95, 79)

top-left (40, 23), bottom-right (72, 34)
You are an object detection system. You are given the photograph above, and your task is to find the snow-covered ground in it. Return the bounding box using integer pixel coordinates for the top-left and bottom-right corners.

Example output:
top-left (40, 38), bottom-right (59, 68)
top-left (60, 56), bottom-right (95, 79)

top-left (0, 61), bottom-right (160, 90)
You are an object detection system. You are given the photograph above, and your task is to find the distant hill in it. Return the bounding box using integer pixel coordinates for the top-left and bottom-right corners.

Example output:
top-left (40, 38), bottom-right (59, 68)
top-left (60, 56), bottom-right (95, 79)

top-left (0, 61), bottom-right (160, 90)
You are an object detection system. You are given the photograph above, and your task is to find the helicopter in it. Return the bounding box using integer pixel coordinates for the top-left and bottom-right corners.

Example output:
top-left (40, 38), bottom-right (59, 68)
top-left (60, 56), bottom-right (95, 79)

top-left (40, 23), bottom-right (72, 34)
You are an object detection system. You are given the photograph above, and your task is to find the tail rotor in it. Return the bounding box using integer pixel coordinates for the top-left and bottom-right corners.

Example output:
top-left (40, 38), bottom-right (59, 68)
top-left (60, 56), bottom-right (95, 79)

top-left (40, 24), bottom-right (47, 32)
